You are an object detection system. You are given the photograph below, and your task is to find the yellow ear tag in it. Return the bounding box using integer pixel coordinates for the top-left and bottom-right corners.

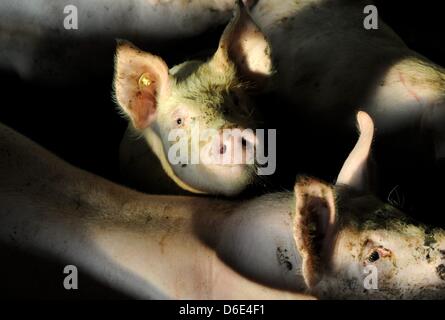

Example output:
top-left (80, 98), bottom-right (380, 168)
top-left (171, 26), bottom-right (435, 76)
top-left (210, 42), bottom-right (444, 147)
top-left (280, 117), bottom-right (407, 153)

top-left (138, 73), bottom-right (152, 89)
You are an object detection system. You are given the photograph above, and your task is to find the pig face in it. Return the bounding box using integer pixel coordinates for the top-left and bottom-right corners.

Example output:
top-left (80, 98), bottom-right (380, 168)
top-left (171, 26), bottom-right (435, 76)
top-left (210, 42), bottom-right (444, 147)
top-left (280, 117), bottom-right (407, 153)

top-left (293, 178), bottom-right (445, 299)
top-left (328, 194), bottom-right (445, 299)
top-left (292, 112), bottom-right (445, 299)
top-left (114, 3), bottom-right (273, 195)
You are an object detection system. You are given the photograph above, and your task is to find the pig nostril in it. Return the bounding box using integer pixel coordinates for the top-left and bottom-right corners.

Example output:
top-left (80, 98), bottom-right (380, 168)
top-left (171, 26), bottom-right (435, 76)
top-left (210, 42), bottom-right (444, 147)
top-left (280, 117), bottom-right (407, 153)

top-left (220, 144), bottom-right (227, 154)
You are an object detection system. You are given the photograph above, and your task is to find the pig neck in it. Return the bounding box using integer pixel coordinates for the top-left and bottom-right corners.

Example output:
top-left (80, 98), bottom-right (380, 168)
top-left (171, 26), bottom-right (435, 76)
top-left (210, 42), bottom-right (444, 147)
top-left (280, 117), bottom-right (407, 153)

top-left (216, 192), bottom-right (309, 293)
top-left (143, 127), bottom-right (207, 194)
top-left (1, 123), bottom-right (312, 298)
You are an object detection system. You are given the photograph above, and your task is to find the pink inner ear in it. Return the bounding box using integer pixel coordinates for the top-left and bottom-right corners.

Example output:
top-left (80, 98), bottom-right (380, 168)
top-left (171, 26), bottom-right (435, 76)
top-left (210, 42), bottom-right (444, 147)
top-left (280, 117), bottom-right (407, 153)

top-left (131, 88), bottom-right (157, 130)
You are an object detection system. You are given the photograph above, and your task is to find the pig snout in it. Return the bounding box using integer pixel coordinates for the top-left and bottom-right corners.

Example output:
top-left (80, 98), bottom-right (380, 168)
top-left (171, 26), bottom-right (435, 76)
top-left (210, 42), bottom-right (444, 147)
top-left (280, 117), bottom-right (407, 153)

top-left (208, 128), bottom-right (257, 165)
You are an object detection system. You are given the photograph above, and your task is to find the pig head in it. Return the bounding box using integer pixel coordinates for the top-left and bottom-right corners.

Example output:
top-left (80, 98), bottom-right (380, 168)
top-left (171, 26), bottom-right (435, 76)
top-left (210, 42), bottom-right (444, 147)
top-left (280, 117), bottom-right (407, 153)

top-left (114, 3), bottom-right (273, 196)
top-left (290, 112), bottom-right (445, 299)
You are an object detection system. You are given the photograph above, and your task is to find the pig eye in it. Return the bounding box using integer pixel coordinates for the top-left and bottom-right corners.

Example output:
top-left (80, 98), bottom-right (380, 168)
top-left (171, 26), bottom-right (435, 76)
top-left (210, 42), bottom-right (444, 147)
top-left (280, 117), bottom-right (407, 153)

top-left (367, 250), bottom-right (380, 263)
top-left (176, 118), bottom-right (183, 125)
top-left (365, 247), bottom-right (391, 263)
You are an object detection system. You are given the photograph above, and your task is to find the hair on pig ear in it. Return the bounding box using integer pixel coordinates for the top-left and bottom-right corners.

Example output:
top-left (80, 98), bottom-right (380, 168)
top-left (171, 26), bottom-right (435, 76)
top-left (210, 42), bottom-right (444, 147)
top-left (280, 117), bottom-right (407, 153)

top-left (113, 40), bottom-right (171, 130)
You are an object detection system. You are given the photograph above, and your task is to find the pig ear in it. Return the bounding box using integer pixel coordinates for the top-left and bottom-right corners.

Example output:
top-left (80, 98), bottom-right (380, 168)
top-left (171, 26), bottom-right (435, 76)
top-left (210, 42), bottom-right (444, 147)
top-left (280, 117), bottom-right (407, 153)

top-left (114, 40), bottom-right (171, 130)
top-left (211, 1), bottom-right (273, 85)
top-left (293, 177), bottom-right (337, 289)
top-left (336, 111), bottom-right (375, 192)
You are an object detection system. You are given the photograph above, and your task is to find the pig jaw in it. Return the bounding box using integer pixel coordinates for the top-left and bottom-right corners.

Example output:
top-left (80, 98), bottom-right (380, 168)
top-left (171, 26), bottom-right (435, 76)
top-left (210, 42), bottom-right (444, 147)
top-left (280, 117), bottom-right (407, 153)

top-left (312, 210), bottom-right (445, 299)
top-left (174, 163), bottom-right (255, 196)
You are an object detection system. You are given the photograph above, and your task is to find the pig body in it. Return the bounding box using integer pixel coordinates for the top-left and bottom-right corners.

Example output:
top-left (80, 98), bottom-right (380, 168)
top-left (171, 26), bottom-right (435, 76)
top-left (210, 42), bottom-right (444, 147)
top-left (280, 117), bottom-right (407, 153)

top-left (0, 121), bottom-right (309, 299)
top-left (248, 0), bottom-right (445, 160)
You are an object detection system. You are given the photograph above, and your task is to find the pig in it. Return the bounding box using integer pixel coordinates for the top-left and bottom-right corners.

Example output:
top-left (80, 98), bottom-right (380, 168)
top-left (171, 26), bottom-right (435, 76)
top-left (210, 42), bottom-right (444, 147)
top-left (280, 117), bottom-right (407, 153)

top-left (114, 5), bottom-right (273, 196)
top-left (2, 112), bottom-right (445, 299)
